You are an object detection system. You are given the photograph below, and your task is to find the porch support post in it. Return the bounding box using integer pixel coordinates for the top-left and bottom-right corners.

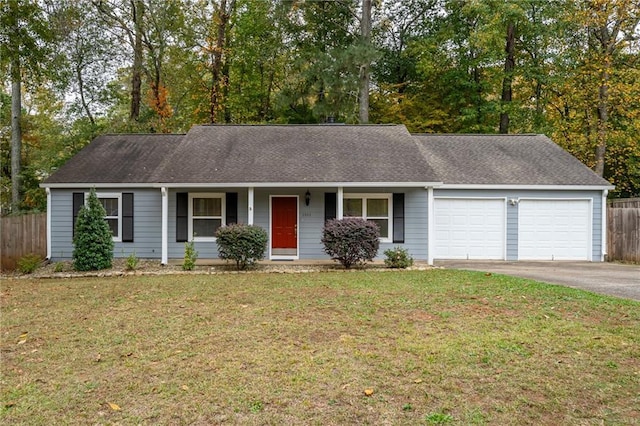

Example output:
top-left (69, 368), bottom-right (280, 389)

top-left (46, 187), bottom-right (51, 260)
top-left (248, 187), bottom-right (254, 225)
top-left (161, 187), bottom-right (168, 265)
top-left (601, 189), bottom-right (608, 261)
top-left (427, 186), bottom-right (434, 265)
top-left (337, 186), bottom-right (344, 219)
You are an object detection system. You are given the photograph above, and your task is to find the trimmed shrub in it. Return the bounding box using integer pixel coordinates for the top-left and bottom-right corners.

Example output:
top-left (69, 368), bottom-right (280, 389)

top-left (321, 218), bottom-right (380, 269)
top-left (73, 188), bottom-right (114, 271)
top-left (216, 224), bottom-right (268, 270)
top-left (17, 253), bottom-right (42, 274)
top-left (183, 241), bottom-right (198, 271)
top-left (384, 247), bottom-right (414, 268)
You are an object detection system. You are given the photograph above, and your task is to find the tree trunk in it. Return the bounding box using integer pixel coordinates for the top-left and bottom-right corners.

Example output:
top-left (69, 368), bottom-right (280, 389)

top-left (130, 0), bottom-right (144, 121)
top-left (473, 64), bottom-right (482, 126)
top-left (76, 62), bottom-right (95, 126)
top-left (10, 58), bottom-right (22, 211)
top-left (210, 0), bottom-right (233, 124)
top-left (594, 65), bottom-right (609, 176)
top-left (534, 80), bottom-right (543, 129)
top-left (358, 0), bottom-right (371, 124)
top-left (499, 21), bottom-right (515, 134)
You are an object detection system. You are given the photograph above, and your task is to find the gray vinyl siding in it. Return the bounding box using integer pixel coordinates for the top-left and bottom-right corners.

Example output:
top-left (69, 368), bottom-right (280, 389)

top-left (167, 188), bottom-right (248, 259)
top-left (166, 187), bottom-right (335, 260)
top-left (49, 188), bottom-right (162, 260)
top-left (365, 187), bottom-right (428, 261)
top-left (49, 186), bottom-right (429, 262)
top-left (250, 187), bottom-right (429, 260)
top-left (49, 190), bottom-right (75, 260)
top-left (126, 189), bottom-right (162, 258)
top-left (433, 189), bottom-right (604, 261)
top-left (50, 186), bottom-right (604, 263)
top-left (322, 187), bottom-right (425, 260)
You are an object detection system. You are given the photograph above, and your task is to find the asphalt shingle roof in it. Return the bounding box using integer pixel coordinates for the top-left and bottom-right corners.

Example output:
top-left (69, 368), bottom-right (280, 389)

top-left (413, 133), bottom-right (611, 186)
top-left (43, 125), bottom-right (611, 188)
top-left (153, 124), bottom-right (438, 184)
top-left (44, 134), bottom-right (183, 183)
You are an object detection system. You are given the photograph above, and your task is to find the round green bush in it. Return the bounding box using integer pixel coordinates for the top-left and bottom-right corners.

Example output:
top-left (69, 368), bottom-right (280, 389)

top-left (384, 247), bottom-right (414, 268)
top-left (216, 224), bottom-right (268, 270)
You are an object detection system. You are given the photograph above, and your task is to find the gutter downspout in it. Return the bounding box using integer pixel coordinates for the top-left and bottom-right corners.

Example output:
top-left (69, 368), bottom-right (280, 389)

top-left (427, 186), bottom-right (434, 265)
top-left (161, 187), bottom-right (168, 265)
top-left (46, 187), bottom-right (51, 260)
top-left (601, 189), bottom-right (608, 262)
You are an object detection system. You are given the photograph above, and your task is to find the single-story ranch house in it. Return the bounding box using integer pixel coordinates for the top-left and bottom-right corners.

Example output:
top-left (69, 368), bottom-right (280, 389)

top-left (41, 124), bottom-right (613, 265)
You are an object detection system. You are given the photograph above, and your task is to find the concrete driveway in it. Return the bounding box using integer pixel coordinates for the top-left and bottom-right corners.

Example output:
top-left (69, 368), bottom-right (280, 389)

top-left (435, 261), bottom-right (640, 301)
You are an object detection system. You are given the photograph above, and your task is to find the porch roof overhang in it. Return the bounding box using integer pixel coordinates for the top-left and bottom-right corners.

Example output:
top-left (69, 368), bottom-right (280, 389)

top-left (41, 181), bottom-right (444, 189)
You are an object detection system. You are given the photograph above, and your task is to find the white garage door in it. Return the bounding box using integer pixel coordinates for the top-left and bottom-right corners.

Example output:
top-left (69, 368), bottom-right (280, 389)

top-left (518, 199), bottom-right (591, 260)
top-left (434, 198), bottom-right (505, 260)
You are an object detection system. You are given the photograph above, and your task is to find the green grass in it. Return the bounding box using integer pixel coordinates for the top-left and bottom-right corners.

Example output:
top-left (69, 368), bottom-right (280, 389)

top-left (1, 270), bottom-right (639, 425)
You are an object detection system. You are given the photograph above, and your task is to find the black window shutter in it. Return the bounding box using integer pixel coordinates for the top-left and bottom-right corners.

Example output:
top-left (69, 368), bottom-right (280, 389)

top-left (176, 192), bottom-right (188, 242)
top-left (325, 192), bottom-right (337, 222)
top-left (393, 193), bottom-right (405, 243)
top-left (72, 192), bottom-right (84, 237)
top-left (122, 193), bottom-right (134, 242)
top-left (226, 192), bottom-right (238, 225)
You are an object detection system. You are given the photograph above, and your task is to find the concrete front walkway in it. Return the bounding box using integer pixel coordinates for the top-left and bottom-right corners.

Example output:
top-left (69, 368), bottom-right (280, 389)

top-left (436, 260), bottom-right (640, 301)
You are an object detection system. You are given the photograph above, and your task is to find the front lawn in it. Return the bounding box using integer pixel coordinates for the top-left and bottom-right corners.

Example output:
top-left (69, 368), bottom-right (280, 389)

top-left (1, 270), bottom-right (639, 425)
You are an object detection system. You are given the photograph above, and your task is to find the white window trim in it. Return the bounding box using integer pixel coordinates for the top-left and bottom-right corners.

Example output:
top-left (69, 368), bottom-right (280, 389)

top-left (188, 192), bottom-right (225, 242)
top-left (343, 193), bottom-right (393, 243)
top-left (85, 192), bottom-right (122, 243)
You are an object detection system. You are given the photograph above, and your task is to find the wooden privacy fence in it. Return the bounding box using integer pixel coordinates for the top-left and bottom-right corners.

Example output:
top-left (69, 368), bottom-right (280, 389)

top-left (607, 206), bottom-right (640, 263)
top-left (609, 197), bottom-right (640, 208)
top-left (1, 213), bottom-right (47, 271)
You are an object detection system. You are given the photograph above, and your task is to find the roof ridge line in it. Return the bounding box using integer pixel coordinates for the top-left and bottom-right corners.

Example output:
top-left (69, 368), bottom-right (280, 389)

top-left (195, 123), bottom-right (403, 127)
top-left (411, 133), bottom-right (543, 136)
top-left (100, 133), bottom-right (187, 136)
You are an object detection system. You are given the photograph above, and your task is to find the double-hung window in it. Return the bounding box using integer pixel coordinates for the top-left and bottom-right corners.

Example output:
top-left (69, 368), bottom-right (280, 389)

top-left (188, 193), bottom-right (225, 241)
top-left (92, 192), bottom-right (122, 242)
top-left (343, 193), bottom-right (392, 242)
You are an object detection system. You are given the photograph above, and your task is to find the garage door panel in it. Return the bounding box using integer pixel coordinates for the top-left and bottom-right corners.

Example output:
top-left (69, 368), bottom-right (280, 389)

top-left (518, 200), bottom-right (590, 261)
top-left (434, 199), bottom-right (505, 260)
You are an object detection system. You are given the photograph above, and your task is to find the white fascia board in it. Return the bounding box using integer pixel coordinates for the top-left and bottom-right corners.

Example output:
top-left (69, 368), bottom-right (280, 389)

top-left (152, 182), bottom-right (443, 189)
top-left (42, 181), bottom-right (443, 189)
top-left (41, 182), bottom-right (157, 189)
top-left (437, 184), bottom-right (615, 191)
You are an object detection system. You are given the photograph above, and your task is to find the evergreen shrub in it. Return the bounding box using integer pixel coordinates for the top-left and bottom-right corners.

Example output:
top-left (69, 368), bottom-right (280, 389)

top-left (216, 224), bottom-right (268, 270)
top-left (73, 188), bottom-right (114, 271)
top-left (183, 241), bottom-right (198, 271)
top-left (17, 254), bottom-right (42, 274)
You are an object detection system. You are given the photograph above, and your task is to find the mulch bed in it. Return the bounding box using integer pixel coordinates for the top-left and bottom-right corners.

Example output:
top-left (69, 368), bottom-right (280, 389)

top-left (2, 258), bottom-right (433, 279)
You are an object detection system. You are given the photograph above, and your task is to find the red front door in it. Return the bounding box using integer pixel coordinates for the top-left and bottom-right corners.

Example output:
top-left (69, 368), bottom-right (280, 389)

top-left (271, 197), bottom-right (298, 254)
